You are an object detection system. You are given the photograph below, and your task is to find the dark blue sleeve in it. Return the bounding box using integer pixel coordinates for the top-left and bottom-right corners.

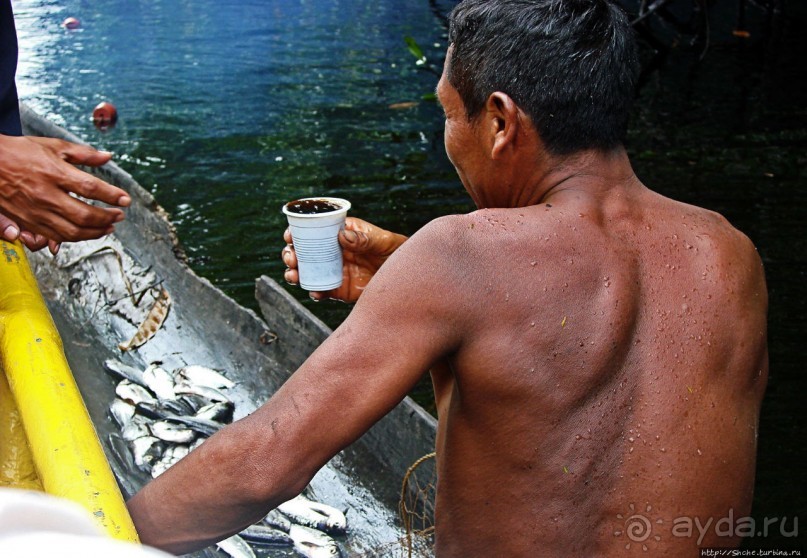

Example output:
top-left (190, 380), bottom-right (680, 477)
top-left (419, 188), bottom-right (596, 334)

top-left (0, 0), bottom-right (22, 136)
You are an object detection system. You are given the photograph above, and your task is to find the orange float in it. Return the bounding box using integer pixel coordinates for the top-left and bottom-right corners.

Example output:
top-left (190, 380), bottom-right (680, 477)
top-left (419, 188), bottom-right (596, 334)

top-left (92, 101), bottom-right (117, 131)
top-left (62, 17), bottom-right (80, 30)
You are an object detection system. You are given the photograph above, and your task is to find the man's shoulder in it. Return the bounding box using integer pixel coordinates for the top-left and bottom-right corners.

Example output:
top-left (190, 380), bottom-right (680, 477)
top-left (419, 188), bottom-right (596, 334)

top-left (370, 214), bottom-right (476, 283)
top-left (668, 197), bottom-right (759, 256)
top-left (378, 211), bottom-right (518, 289)
top-left (414, 208), bottom-right (559, 240)
top-left (405, 210), bottom-right (537, 258)
top-left (657, 195), bottom-right (765, 292)
top-left (407, 207), bottom-right (584, 266)
top-left (404, 213), bottom-right (478, 253)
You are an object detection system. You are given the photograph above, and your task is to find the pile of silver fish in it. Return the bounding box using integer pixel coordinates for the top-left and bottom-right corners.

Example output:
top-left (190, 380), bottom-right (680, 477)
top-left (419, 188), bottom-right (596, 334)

top-left (104, 358), bottom-right (346, 558)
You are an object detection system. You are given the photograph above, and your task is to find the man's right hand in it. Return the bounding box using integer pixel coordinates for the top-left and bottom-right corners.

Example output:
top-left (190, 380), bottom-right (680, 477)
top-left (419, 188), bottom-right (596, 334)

top-left (282, 216), bottom-right (407, 303)
top-left (0, 134), bottom-right (131, 243)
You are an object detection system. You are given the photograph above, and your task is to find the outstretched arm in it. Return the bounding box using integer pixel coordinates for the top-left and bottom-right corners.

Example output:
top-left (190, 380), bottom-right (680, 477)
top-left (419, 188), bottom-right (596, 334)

top-left (128, 218), bottom-right (463, 554)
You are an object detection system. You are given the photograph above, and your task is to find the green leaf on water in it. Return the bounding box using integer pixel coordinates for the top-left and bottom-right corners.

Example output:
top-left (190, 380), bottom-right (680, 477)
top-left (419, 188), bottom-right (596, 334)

top-left (421, 92), bottom-right (437, 102)
top-left (404, 36), bottom-right (427, 64)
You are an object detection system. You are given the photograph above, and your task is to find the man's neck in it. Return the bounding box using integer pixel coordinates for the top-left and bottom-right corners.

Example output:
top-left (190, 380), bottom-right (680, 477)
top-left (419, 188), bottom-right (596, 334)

top-left (476, 147), bottom-right (640, 209)
top-left (540, 147), bottom-right (640, 203)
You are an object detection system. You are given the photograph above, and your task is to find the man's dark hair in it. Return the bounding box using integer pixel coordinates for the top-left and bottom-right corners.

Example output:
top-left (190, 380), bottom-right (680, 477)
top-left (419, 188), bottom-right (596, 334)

top-left (447, 0), bottom-right (639, 155)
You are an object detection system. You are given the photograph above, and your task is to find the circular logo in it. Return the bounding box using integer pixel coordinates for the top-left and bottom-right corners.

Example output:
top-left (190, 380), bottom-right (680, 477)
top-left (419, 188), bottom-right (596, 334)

top-left (625, 513), bottom-right (653, 542)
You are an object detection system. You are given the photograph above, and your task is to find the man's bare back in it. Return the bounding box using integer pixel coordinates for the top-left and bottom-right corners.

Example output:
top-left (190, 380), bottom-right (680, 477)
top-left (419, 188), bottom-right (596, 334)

top-left (428, 178), bottom-right (768, 556)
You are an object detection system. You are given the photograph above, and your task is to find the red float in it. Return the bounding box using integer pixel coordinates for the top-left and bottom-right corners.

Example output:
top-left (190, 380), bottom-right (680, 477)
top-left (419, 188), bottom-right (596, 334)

top-left (92, 101), bottom-right (118, 131)
top-left (62, 17), bottom-right (80, 30)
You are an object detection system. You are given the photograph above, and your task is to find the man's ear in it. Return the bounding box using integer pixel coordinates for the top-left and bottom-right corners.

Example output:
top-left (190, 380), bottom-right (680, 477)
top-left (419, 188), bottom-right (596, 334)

top-left (485, 91), bottom-right (520, 159)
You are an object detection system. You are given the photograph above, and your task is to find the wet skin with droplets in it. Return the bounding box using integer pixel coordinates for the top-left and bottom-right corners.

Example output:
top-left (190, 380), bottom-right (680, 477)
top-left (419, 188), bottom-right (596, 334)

top-left (424, 183), bottom-right (767, 557)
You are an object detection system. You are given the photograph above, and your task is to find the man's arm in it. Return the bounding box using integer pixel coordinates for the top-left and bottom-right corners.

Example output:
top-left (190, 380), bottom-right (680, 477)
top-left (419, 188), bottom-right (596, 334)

top-left (128, 218), bottom-right (465, 554)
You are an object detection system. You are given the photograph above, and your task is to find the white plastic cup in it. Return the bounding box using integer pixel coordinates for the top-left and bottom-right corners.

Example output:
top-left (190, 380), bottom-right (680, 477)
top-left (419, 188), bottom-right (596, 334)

top-left (282, 197), bottom-right (351, 291)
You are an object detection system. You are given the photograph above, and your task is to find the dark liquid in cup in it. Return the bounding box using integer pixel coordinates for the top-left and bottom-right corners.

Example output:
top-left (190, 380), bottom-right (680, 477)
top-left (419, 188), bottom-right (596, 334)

top-left (286, 199), bottom-right (342, 214)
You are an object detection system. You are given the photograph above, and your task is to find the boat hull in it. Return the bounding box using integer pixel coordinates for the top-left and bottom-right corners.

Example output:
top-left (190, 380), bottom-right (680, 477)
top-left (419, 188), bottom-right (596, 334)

top-left (21, 103), bottom-right (437, 556)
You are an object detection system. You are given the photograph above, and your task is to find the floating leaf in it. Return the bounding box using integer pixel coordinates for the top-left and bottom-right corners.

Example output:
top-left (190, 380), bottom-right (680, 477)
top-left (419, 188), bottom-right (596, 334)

top-left (404, 36), bottom-right (427, 64)
top-left (388, 101), bottom-right (419, 110)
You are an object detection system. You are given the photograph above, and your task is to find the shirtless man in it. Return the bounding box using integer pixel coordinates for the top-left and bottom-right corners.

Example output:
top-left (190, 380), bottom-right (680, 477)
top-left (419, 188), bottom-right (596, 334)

top-left (127, 1), bottom-right (768, 555)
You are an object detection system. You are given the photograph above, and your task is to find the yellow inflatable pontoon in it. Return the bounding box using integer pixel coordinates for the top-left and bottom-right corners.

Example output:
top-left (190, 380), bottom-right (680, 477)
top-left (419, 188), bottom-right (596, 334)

top-left (0, 239), bottom-right (138, 542)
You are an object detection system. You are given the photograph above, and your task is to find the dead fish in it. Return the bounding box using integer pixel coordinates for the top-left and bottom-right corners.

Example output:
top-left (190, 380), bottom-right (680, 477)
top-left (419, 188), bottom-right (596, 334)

top-left (103, 358), bottom-right (147, 387)
top-left (238, 524), bottom-right (293, 548)
top-left (109, 399), bottom-right (136, 428)
top-left (149, 420), bottom-right (197, 444)
top-left (288, 525), bottom-right (342, 558)
top-left (118, 287), bottom-right (171, 351)
top-left (164, 415), bottom-right (222, 437)
top-left (106, 433), bottom-right (142, 499)
top-left (135, 399), bottom-right (198, 421)
top-left (150, 444), bottom-right (190, 478)
top-left (121, 415), bottom-right (151, 442)
top-left (216, 534), bottom-right (257, 558)
top-left (178, 394), bottom-right (210, 414)
top-left (176, 364), bottom-right (235, 390)
top-left (131, 435), bottom-right (166, 473)
top-left (150, 458), bottom-right (172, 479)
top-left (133, 402), bottom-right (221, 437)
top-left (278, 495), bottom-right (348, 536)
top-left (262, 509), bottom-right (292, 533)
top-left (134, 401), bottom-right (173, 421)
top-left (142, 363), bottom-right (176, 400)
top-left (158, 397), bottom-right (196, 417)
top-left (166, 443), bottom-right (190, 461)
top-left (115, 380), bottom-right (157, 406)
top-left (189, 437), bottom-right (206, 452)
top-left (174, 379), bottom-right (231, 403)
top-left (194, 401), bottom-right (234, 423)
